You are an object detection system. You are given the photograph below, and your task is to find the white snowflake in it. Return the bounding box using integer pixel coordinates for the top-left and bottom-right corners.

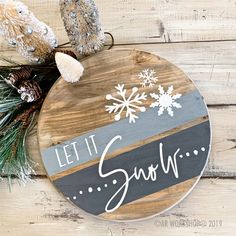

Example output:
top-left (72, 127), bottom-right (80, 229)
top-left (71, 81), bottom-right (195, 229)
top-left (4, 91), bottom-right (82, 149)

top-left (138, 69), bottom-right (158, 88)
top-left (150, 85), bottom-right (182, 117)
top-left (105, 84), bottom-right (147, 123)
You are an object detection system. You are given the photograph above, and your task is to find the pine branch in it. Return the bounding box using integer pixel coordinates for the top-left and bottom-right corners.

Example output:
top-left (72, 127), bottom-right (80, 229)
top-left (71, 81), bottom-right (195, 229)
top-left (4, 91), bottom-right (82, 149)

top-left (0, 63), bottom-right (59, 186)
top-left (0, 74), bottom-right (34, 186)
top-left (0, 116), bottom-right (36, 188)
top-left (0, 51), bottom-right (69, 188)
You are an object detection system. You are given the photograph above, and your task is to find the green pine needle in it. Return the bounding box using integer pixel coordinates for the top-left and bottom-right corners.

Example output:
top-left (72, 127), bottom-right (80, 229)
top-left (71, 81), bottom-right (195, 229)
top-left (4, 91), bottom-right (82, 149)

top-left (0, 118), bottom-right (36, 188)
top-left (0, 75), bottom-right (23, 113)
top-left (0, 58), bottom-right (60, 188)
top-left (0, 69), bottom-right (35, 187)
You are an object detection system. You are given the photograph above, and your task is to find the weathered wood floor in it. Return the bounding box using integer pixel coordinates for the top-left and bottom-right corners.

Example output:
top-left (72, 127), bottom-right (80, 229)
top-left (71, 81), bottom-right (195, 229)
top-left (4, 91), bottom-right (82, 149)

top-left (0, 1), bottom-right (235, 235)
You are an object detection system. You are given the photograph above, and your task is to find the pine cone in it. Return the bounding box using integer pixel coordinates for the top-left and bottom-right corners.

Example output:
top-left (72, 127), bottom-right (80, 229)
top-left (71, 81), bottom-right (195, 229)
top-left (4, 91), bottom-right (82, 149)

top-left (5, 67), bottom-right (32, 88)
top-left (17, 80), bottom-right (42, 103)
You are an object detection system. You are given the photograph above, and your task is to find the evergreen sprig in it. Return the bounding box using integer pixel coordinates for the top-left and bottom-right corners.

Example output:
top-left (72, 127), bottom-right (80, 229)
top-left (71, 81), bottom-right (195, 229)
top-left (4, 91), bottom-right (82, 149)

top-left (0, 118), bottom-right (35, 188)
top-left (0, 60), bottom-right (60, 187)
top-left (0, 73), bottom-right (33, 187)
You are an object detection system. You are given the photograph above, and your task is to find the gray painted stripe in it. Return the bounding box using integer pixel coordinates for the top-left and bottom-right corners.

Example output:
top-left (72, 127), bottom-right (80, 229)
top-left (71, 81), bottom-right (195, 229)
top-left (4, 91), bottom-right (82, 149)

top-left (54, 121), bottom-right (211, 215)
top-left (42, 90), bottom-right (208, 177)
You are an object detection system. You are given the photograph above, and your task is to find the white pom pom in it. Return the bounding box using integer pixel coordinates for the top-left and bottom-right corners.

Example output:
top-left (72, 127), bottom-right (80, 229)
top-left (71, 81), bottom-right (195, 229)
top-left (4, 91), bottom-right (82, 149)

top-left (55, 52), bottom-right (84, 83)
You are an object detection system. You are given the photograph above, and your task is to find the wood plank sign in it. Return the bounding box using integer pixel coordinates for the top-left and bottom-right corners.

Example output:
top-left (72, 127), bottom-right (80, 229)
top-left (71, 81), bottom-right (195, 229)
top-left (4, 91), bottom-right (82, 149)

top-left (38, 49), bottom-right (211, 221)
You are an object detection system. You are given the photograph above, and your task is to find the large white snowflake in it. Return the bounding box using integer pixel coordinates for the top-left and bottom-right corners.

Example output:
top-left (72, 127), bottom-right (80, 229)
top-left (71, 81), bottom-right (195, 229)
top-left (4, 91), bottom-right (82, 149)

top-left (150, 85), bottom-right (182, 117)
top-left (105, 84), bottom-right (147, 123)
top-left (138, 69), bottom-right (158, 88)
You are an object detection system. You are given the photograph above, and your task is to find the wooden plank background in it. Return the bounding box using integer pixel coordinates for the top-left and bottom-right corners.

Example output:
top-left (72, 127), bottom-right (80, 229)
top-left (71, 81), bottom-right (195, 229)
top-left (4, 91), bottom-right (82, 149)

top-left (0, 0), bottom-right (236, 235)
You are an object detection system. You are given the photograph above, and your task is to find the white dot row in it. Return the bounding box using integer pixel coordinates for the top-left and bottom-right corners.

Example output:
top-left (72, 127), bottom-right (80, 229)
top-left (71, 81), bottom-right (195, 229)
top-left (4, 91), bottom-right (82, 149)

top-left (66, 179), bottom-right (118, 200)
top-left (66, 147), bottom-right (207, 201)
top-left (179, 147), bottom-right (206, 159)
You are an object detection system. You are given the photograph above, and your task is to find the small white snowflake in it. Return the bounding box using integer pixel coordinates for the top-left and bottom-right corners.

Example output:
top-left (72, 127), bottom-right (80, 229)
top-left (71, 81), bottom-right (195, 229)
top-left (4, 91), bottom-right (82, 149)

top-left (138, 69), bottom-right (158, 88)
top-left (150, 85), bottom-right (182, 117)
top-left (106, 84), bottom-right (147, 123)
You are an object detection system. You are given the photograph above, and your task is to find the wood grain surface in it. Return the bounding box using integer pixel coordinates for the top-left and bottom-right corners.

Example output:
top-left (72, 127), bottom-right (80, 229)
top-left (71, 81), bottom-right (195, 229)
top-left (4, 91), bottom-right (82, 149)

top-left (38, 48), bottom-right (210, 220)
top-left (1, 0), bottom-right (236, 47)
top-left (100, 178), bottom-right (198, 221)
top-left (0, 0), bottom-right (235, 235)
top-left (0, 178), bottom-right (235, 236)
top-left (38, 49), bottom-right (196, 150)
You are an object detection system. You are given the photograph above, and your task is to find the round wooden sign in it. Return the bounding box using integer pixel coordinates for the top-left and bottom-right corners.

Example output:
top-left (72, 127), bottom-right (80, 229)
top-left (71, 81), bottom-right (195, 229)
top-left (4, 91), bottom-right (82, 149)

top-left (38, 49), bottom-right (211, 221)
